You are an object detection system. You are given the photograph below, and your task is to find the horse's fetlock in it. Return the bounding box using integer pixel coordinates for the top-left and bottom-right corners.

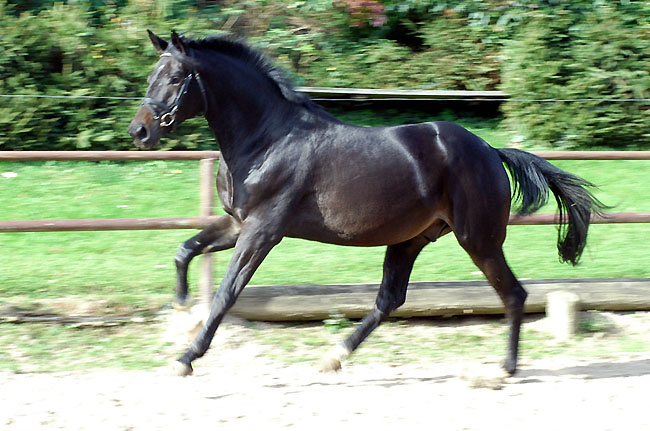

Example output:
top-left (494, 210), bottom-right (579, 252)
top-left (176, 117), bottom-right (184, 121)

top-left (175, 244), bottom-right (194, 265)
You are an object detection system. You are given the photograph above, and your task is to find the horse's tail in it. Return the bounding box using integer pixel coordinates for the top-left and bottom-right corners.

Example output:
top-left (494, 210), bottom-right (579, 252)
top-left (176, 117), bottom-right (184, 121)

top-left (496, 148), bottom-right (606, 266)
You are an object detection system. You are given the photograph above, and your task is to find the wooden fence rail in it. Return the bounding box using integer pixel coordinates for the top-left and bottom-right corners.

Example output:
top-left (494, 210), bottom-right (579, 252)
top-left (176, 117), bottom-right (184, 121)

top-left (1, 212), bottom-right (649, 233)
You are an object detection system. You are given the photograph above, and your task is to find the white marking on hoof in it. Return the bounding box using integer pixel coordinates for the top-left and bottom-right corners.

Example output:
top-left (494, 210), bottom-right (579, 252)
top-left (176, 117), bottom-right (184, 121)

top-left (320, 357), bottom-right (342, 373)
top-left (171, 361), bottom-right (193, 377)
top-left (319, 345), bottom-right (351, 373)
top-left (172, 295), bottom-right (196, 312)
top-left (172, 302), bottom-right (191, 312)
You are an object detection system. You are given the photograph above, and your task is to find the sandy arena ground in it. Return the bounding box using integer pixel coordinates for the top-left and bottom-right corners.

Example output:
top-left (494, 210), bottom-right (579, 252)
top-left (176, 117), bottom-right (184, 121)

top-left (1, 313), bottom-right (649, 430)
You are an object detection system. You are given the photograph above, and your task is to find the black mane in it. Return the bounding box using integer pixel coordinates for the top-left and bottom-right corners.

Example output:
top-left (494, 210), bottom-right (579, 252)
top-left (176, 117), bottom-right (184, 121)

top-left (175, 33), bottom-right (317, 109)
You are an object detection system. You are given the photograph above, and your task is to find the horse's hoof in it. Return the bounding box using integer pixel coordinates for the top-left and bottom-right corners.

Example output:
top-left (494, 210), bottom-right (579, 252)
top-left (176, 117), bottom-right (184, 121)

top-left (319, 345), bottom-right (350, 373)
top-left (171, 361), bottom-right (193, 377)
top-left (319, 357), bottom-right (342, 373)
top-left (502, 359), bottom-right (517, 376)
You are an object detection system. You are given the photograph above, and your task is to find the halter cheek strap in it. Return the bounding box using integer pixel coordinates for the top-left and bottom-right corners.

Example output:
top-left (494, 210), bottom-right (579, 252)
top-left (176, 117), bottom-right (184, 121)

top-left (140, 51), bottom-right (209, 128)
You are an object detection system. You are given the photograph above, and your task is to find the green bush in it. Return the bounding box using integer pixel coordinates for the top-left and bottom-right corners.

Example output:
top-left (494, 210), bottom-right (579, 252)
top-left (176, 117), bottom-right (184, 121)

top-left (1, 1), bottom-right (648, 151)
top-left (501, 6), bottom-right (650, 149)
top-left (0, 1), bottom-right (215, 151)
top-left (416, 12), bottom-right (500, 91)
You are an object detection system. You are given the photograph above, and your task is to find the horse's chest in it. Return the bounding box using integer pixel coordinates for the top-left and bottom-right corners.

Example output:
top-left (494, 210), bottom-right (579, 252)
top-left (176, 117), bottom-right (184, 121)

top-left (217, 158), bottom-right (300, 221)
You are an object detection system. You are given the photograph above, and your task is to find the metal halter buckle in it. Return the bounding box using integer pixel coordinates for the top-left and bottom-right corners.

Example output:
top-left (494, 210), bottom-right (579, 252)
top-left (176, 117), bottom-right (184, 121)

top-left (160, 112), bottom-right (175, 127)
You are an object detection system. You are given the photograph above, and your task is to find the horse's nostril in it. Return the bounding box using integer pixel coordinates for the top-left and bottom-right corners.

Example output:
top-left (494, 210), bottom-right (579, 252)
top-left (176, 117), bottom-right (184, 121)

top-left (134, 124), bottom-right (149, 143)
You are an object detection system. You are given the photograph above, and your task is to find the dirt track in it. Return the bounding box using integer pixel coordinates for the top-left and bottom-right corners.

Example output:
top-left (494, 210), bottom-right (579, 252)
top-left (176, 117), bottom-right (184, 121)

top-left (2, 313), bottom-right (650, 430)
top-left (2, 352), bottom-right (649, 430)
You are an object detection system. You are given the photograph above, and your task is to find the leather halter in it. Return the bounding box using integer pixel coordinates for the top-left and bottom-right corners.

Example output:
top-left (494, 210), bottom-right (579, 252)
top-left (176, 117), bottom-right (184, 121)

top-left (140, 52), bottom-right (209, 128)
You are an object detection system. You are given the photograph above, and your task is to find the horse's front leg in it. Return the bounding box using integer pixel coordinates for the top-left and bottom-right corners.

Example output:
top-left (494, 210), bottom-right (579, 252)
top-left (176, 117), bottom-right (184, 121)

top-left (174, 215), bottom-right (240, 309)
top-left (173, 219), bottom-right (283, 376)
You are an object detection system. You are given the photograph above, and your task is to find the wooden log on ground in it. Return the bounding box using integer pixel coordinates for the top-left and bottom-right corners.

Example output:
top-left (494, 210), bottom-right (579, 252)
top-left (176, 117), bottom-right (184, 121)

top-left (230, 279), bottom-right (650, 321)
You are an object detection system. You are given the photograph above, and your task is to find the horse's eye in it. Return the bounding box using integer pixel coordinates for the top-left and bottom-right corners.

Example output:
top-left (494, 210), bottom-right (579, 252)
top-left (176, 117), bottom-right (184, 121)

top-left (170, 76), bottom-right (181, 85)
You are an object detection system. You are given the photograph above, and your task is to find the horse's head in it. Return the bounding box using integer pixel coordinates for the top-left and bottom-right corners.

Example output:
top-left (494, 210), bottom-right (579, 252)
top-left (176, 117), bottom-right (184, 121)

top-left (129, 31), bottom-right (208, 148)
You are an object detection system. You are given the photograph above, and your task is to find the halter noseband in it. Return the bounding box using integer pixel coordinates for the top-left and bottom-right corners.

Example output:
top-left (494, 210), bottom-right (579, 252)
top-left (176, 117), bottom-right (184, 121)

top-left (140, 52), bottom-right (209, 128)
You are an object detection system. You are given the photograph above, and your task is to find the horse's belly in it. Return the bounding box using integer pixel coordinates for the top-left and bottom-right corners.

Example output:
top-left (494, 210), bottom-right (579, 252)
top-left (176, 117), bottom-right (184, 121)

top-left (286, 192), bottom-right (443, 246)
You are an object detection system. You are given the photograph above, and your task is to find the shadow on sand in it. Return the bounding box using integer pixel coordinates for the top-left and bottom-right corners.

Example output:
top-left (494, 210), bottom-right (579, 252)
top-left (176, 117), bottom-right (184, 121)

top-left (517, 358), bottom-right (650, 382)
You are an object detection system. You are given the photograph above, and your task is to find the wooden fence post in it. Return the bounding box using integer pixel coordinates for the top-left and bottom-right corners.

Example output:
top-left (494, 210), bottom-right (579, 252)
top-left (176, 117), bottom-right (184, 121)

top-left (198, 158), bottom-right (216, 306)
top-left (546, 290), bottom-right (581, 341)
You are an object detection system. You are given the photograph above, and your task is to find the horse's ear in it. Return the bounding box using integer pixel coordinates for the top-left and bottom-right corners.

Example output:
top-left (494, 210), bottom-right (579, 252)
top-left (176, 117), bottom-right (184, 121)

top-left (171, 31), bottom-right (186, 56)
top-left (148, 30), bottom-right (168, 55)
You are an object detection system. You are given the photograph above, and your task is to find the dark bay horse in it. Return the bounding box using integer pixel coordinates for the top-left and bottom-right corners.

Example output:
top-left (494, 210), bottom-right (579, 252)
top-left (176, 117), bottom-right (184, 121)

top-left (129, 31), bottom-right (604, 377)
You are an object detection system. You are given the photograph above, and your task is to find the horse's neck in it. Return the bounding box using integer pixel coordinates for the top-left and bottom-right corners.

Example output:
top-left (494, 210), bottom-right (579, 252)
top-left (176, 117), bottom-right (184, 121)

top-left (202, 65), bottom-right (299, 166)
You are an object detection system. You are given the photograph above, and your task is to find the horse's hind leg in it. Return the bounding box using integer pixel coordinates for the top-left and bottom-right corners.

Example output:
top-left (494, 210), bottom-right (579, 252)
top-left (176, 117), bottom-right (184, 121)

top-left (456, 232), bottom-right (527, 375)
top-left (174, 215), bottom-right (240, 308)
top-left (321, 236), bottom-right (429, 372)
top-left (476, 249), bottom-right (526, 375)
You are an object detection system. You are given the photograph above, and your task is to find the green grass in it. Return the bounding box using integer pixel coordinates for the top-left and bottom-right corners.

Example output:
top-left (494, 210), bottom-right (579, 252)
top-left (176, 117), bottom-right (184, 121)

top-left (0, 322), bottom-right (171, 373)
top-left (1, 156), bottom-right (649, 308)
top-left (0, 161), bottom-right (201, 309)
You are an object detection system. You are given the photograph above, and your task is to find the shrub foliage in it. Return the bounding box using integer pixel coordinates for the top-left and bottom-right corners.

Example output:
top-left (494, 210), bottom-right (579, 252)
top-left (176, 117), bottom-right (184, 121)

top-left (0, 0), bottom-right (648, 150)
top-left (501, 6), bottom-right (650, 149)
